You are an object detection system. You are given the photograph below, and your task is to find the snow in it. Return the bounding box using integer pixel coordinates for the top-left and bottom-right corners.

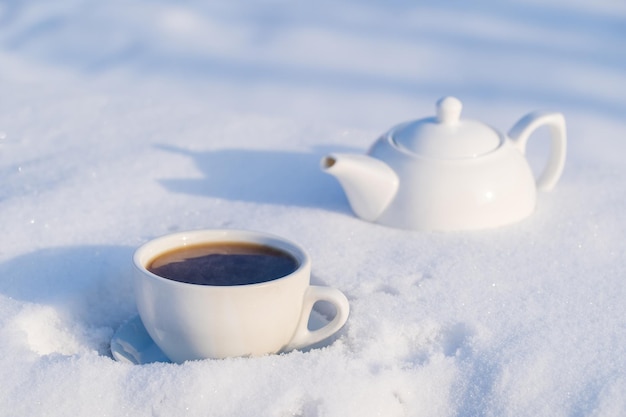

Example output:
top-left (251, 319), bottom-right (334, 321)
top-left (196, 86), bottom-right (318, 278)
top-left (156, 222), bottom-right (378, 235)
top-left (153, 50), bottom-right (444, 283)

top-left (1, 0), bottom-right (626, 416)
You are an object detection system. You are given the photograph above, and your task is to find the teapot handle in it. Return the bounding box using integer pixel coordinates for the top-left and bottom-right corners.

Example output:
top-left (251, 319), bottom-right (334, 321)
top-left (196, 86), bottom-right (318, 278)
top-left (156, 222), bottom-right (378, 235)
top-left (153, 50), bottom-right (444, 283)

top-left (508, 111), bottom-right (567, 191)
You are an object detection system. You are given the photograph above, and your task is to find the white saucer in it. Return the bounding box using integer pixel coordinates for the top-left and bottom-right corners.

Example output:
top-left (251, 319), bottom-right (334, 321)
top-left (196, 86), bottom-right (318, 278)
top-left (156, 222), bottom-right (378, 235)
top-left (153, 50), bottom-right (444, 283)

top-left (110, 315), bottom-right (170, 364)
top-left (111, 310), bottom-right (332, 364)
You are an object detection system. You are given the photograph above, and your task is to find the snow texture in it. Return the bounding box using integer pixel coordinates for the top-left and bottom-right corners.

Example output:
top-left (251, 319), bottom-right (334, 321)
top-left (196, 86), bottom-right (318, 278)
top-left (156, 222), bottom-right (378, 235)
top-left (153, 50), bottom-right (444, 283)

top-left (1, 0), bottom-right (625, 416)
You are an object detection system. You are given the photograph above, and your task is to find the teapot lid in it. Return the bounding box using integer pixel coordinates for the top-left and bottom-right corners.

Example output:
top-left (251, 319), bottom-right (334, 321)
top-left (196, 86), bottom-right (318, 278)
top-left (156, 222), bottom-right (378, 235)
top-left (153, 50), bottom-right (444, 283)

top-left (390, 97), bottom-right (502, 158)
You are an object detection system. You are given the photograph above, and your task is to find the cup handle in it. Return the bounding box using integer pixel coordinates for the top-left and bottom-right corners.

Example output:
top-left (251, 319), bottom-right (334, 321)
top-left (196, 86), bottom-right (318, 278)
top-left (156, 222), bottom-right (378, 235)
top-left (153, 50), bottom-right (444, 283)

top-left (285, 286), bottom-right (350, 351)
top-left (508, 111), bottom-right (567, 191)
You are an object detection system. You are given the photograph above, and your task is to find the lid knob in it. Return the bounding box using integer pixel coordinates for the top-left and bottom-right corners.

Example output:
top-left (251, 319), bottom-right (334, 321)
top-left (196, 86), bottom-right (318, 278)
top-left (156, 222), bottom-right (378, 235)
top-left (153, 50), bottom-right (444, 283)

top-left (436, 96), bottom-right (462, 124)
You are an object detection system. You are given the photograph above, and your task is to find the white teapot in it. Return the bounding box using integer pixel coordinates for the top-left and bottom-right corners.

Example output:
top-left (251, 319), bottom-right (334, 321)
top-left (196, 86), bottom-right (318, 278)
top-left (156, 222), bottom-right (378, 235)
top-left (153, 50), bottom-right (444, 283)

top-left (322, 97), bottom-right (566, 231)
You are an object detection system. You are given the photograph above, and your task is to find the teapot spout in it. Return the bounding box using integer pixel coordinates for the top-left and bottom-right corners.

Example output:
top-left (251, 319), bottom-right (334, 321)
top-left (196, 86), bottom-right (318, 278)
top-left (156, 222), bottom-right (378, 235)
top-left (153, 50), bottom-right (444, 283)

top-left (321, 153), bottom-right (399, 221)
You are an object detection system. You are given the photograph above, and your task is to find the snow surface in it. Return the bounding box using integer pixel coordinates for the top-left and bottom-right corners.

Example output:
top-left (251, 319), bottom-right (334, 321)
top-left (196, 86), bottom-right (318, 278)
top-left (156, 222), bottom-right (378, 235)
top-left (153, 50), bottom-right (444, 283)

top-left (1, 0), bottom-right (626, 416)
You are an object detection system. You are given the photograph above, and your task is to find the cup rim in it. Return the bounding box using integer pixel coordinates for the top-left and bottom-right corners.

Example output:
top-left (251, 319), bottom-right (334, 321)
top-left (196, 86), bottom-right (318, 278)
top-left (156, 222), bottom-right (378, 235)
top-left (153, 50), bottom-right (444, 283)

top-left (133, 229), bottom-right (311, 289)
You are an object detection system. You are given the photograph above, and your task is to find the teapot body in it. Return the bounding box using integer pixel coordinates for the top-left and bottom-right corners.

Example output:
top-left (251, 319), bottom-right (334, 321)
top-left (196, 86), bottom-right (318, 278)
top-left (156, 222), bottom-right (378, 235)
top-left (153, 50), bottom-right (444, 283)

top-left (322, 97), bottom-right (566, 231)
top-left (368, 133), bottom-right (537, 231)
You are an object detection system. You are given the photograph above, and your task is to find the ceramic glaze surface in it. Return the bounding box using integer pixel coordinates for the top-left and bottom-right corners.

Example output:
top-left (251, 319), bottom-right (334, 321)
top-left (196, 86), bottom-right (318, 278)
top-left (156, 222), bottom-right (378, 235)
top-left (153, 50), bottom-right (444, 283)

top-left (323, 97), bottom-right (567, 231)
top-left (370, 137), bottom-right (536, 230)
top-left (134, 230), bottom-right (350, 362)
top-left (391, 97), bottom-right (502, 158)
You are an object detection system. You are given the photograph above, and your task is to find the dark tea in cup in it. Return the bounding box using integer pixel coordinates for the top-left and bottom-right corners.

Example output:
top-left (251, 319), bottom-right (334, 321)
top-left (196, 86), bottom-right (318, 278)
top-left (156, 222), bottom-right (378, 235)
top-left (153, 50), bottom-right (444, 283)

top-left (148, 242), bottom-right (299, 286)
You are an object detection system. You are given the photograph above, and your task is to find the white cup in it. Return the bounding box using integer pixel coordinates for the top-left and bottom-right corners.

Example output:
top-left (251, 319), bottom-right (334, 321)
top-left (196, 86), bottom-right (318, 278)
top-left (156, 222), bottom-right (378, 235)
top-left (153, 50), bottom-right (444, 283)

top-left (133, 229), bottom-right (350, 363)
